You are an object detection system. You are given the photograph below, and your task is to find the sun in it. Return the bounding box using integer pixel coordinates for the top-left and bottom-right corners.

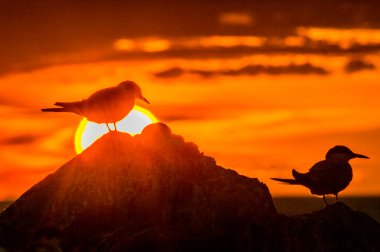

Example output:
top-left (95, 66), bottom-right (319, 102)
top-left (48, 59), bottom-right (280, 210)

top-left (74, 105), bottom-right (159, 154)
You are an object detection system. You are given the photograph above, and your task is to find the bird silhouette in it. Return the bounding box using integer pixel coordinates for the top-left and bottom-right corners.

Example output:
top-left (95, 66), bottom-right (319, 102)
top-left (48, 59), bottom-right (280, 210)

top-left (41, 81), bottom-right (150, 131)
top-left (271, 146), bottom-right (369, 205)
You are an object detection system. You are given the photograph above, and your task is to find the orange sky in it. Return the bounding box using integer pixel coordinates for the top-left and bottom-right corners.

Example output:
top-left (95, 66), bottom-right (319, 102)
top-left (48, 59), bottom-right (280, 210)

top-left (1, 1), bottom-right (380, 200)
top-left (1, 31), bottom-right (380, 200)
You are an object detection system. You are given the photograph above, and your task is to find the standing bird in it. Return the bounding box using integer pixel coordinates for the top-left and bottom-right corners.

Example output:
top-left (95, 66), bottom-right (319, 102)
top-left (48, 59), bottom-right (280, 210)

top-left (271, 146), bottom-right (369, 205)
top-left (42, 81), bottom-right (150, 131)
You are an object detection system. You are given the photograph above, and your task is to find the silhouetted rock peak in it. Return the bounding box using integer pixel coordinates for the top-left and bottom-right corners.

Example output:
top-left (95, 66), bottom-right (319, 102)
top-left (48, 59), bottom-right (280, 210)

top-left (0, 123), bottom-right (276, 251)
top-left (79, 123), bottom-right (201, 165)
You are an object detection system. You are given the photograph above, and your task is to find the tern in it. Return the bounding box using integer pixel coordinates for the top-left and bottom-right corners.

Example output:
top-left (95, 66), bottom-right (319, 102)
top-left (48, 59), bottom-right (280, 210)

top-left (42, 80), bottom-right (150, 131)
top-left (271, 146), bottom-right (369, 205)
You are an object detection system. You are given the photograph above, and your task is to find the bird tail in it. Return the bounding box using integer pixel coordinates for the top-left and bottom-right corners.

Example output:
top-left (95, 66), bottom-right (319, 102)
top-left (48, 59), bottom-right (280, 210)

top-left (55, 102), bottom-right (76, 107)
top-left (270, 177), bottom-right (298, 185)
top-left (41, 101), bottom-right (83, 114)
top-left (41, 107), bottom-right (70, 112)
top-left (271, 169), bottom-right (303, 185)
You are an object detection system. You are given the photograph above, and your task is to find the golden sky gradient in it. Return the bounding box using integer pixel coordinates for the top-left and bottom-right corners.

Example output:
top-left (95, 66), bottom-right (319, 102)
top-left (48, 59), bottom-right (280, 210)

top-left (1, 28), bottom-right (380, 200)
top-left (1, 1), bottom-right (380, 200)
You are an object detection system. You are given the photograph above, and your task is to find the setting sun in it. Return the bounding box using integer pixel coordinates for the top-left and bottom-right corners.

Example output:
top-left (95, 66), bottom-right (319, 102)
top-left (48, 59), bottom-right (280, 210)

top-left (74, 105), bottom-right (158, 154)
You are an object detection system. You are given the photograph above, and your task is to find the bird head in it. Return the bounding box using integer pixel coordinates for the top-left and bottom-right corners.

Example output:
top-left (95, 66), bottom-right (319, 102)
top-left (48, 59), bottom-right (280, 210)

top-left (118, 81), bottom-right (150, 104)
top-left (325, 145), bottom-right (369, 162)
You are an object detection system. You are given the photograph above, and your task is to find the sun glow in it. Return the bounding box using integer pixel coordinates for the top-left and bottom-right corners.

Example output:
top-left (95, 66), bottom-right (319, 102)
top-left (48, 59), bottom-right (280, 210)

top-left (74, 106), bottom-right (158, 154)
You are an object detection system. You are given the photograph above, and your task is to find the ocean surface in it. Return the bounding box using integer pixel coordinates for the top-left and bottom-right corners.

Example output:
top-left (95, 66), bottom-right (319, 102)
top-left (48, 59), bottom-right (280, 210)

top-left (1, 197), bottom-right (379, 223)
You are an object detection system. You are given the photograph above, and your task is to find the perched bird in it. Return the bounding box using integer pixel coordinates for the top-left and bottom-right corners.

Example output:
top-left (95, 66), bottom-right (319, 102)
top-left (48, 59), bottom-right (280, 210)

top-left (271, 146), bottom-right (369, 205)
top-left (42, 81), bottom-right (150, 131)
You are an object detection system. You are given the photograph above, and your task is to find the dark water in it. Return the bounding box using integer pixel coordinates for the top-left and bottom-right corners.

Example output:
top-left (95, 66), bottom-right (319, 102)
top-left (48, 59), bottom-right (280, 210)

top-left (273, 197), bottom-right (380, 222)
top-left (1, 197), bottom-right (379, 223)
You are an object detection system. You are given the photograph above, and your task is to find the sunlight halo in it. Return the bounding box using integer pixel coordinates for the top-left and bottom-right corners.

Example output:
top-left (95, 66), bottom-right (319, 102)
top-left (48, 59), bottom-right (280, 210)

top-left (74, 105), bottom-right (158, 154)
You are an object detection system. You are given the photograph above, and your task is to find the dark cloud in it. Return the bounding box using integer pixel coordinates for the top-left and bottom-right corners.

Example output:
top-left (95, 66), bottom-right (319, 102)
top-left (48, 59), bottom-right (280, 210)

top-left (155, 63), bottom-right (329, 79)
top-left (345, 59), bottom-right (376, 73)
top-left (154, 104), bottom-right (238, 122)
top-left (1, 41), bottom-right (380, 77)
top-left (1, 135), bottom-right (39, 145)
top-left (0, 97), bottom-right (12, 106)
top-left (1, 1), bottom-right (380, 76)
top-left (156, 109), bottom-right (214, 122)
top-left (188, 70), bottom-right (216, 78)
top-left (214, 63), bottom-right (328, 76)
top-left (0, 96), bottom-right (29, 107)
top-left (154, 67), bottom-right (184, 78)
top-left (159, 114), bottom-right (206, 122)
top-left (0, 60), bottom-right (56, 78)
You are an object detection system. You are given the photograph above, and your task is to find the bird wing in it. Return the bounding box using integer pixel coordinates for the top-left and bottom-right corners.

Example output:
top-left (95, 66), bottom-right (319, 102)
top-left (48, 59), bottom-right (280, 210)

top-left (304, 160), bottom-right (347, 188)
top-left (87, 86), bottom-right (123, 102)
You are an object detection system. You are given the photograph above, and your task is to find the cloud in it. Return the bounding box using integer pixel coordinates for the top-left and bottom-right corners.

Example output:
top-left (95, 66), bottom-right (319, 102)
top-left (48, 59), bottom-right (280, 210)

top-left (159, 114), bottom-right (205, 122)
top-left (345, 59), bottom-right (376, 73)
top-left (1, 35), bottom-right (380, 78)
top-left (154, 67), bottom-right (185, 78)
top-left (0, 96), bottom-right (31, 108)
top-left (0, 97), bottom-right (13, 106)
top-left (1, 134), bottom-right (40, 145)
top-left (0, 166), bottom-right (55, 200)
top-left (154, 63), bottom-right (329, 78)
top-left (155, 104), bottom-right (228, 122)
top-left (219, 12), bottom-right (254, 26)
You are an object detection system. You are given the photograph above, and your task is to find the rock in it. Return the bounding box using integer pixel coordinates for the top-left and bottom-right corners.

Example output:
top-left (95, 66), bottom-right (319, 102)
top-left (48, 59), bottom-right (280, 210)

top-left (1, 123), bottom-right (379, 251)
top-left (0, 123), bottom-right (275, 251)
top-left (250, 202), bottom-right (380, 251)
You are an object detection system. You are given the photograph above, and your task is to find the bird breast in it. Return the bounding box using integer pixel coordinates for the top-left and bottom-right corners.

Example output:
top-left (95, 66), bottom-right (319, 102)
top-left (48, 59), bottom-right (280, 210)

top-left (332, 162), bottom-right (353, 192)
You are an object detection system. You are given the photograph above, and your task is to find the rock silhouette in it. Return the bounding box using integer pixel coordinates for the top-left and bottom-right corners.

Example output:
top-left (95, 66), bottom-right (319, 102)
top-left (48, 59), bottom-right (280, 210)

top-left (253, 203), bottom-right (380, 251)
top-left (0, 123), bottom-right (275, 251)
top-left (0, 123), bottom-right (379, 251)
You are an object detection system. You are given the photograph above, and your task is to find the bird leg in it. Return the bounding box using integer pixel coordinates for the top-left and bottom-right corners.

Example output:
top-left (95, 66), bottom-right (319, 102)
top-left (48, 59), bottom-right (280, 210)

top-left (323, 195), bottom-right (328, 206)
top-left (113, 122), bottom-right (117, 132)
top-left (335, 193), bottom-right (339, 203)
top-left (106, 123), bottom-right (112, 132)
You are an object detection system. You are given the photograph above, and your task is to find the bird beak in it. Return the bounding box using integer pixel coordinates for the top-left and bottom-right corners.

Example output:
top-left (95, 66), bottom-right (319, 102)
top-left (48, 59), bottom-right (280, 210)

top-left (141, 96), bottom-right (150, 104)
top-left (354, 153), bottom-right (369, 159)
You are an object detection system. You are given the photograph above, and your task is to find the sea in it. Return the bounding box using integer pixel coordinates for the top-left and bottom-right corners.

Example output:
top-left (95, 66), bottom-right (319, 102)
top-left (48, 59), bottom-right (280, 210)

top-left (1, 197), bottom-right (379, 223)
